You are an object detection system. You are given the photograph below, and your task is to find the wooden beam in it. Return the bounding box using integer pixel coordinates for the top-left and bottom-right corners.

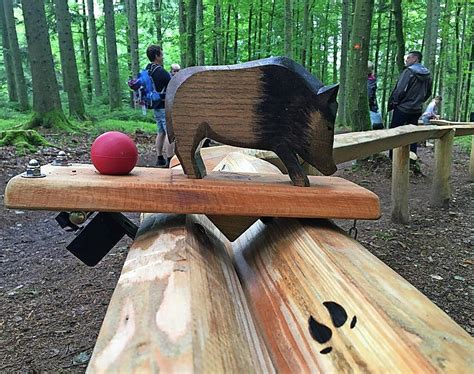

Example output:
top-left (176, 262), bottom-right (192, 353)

top-left (431, 129), bottom-right (455, 207)
top-left (172, 125), bottom-right (474, 175)
top-left (470, 136), bottom-right (474, 182)
top-left (87, 213), bottom-right (273, 372)
top-left (333, 125), bottom-right (451, 164)
top-left (207, 152), bottom-right (283, 241)
top-left (391, 145), bottom-right (410, 224)
top-left (4, 164), bottom-right (380, 220)
top-left (434, 124), bottom-right (474, 137)
top-left (231, 217), bottom-right (474, 371)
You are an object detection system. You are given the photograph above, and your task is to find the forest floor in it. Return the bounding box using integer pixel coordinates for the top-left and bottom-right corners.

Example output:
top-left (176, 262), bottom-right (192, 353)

top-left (0, 132), bottom-right (473, 372)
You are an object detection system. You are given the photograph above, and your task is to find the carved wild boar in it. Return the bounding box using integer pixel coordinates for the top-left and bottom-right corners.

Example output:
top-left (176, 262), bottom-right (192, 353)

top-left (165, 57), bottom-right (338, 187)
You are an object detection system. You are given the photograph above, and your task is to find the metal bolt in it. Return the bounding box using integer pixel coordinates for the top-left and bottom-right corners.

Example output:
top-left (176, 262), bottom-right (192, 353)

top-left (21, 159), bottom-right (46, 178)
top-left (69, 211), bottom-right (88, 225)
top-left (52, 150), bottom-right (71, 166)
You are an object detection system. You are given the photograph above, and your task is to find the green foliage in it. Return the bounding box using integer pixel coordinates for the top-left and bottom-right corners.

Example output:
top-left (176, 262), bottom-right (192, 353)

top-left (454, 136), bottom-right (472, 153)
top-left (0, 129), bottom-right (51, 154)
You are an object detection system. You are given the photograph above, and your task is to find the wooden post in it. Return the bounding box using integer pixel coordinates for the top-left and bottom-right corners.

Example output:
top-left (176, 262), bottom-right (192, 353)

top-left (232, 218), bottom-right (474, 372)
top-left (469, 136), bottom-right (474, 182)
top-left (87, 214), bottom-right (273, 372)
top-left (431, 129), bottom-right (455, 207)
top-left (391, 145), bottom-right (410, 224)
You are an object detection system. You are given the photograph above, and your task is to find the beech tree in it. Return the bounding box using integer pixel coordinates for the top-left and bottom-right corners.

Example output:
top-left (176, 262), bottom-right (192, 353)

top-left (53, 0), bottom-right (86, 119)
top-left (3, 0), bottom-right (28, 110)
top-left (21, 0), bottom-right (68, 128)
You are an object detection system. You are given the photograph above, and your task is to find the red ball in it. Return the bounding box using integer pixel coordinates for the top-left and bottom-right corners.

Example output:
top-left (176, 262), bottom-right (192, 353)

top-left (91, 131), bottom-right (138, 175)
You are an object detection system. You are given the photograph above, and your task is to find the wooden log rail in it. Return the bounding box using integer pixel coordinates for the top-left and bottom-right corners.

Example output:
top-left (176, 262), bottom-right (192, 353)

top-left (87, 152), bottom-right (473, 372)
top-left (192, 123), bottom-right (474, 224)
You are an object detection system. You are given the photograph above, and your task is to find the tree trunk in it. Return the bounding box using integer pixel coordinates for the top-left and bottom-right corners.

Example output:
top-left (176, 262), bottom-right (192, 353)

top-left (423, 0), bottom-right (441, 74)
top-left (256, 0), bottom-right (263, 59)
top-left (0, 0), bottom-right (17, 102)
top-left (248, 4), bottom-right (252, 60)
top-left (197, 0), bottom-right (204, 65)
top-left (266, 0), bottom-right (275, 57)
top-left (373, 0), bottom-right (384, 76)
top-left (224, 3), bottom-right (231, 63)
top-left (179, 0), bottom-right (187, 67)
top-left (392, 0), bottom-right (405, 72)
top-left (214, 1), bottom-right (223, 64)
top-left (54, 0), bottom-right (86, 119)
top-left (284, 0), bottom-right (292, 58)
top-left (346, 0), bottom-right (374, 131)
top-left (187, 0), bottom-right (197, 67)
top-left (381, 10), bottom-right (393, 120)
top-left (154, 0), bottom-right (162, 44)
top-left (300, 0), bottom-right (310, 66)
top-left (21, 0), bottom-right (67, 127)
top-left (453, 1), bottom-right (466, 121)
top-left (87, 0), bottom-right (102, 96)
top-left (4, 0), bottom-right (29, 110)
top-left (335, 0), bottom-right (351, 126)
top-left (103, 0), bottom-right (122, 110)
top-left (80, 0), bottom-right (92, 101)
top-left (127, 0), bottom-right (139, 77)
top-left (463, 35), bottom-right (473, 121)
top-left (320, 0), bottom-right (330, 82)
top-left (233, 5), bottom-right (238, 63)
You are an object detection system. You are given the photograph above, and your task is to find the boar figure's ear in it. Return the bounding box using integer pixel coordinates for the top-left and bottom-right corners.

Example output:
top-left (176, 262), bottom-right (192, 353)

top-left (316, 83), bottom-right (339, 123)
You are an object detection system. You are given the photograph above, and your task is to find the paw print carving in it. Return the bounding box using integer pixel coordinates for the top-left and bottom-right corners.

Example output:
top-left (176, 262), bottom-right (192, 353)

top-left (308, 301), bottom-right (357, 354)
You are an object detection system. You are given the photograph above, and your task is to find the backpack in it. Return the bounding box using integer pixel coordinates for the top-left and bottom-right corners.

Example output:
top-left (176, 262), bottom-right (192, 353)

top-left (127, 65), bottom-right (164, 110)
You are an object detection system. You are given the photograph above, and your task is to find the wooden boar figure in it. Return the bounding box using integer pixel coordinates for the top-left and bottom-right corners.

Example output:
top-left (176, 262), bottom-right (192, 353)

top-left (165, 57), bottom-right (338, 187)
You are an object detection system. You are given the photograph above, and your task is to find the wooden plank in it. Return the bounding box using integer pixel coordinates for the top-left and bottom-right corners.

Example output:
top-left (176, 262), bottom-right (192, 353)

top-left (4, 164), bottom-right (380, 220)
top-left (207, 152), bottom-right (283, 241)
top-left (333, 125), bottom-right (451, 164)
top-left (231, 217), bottom-right (474, 372)
top-left (434, 124), bottom-right (474, 137)
top-left (173, 125), bottom-right (474, 175)
top-left (391, 145), bottom-right (410, 224)
top-left (470, 136), bottom-right (474, 182)
top-left (431, 129), bottom-right (455, 207)
top-left (87, 213), bottom-right (274, 372)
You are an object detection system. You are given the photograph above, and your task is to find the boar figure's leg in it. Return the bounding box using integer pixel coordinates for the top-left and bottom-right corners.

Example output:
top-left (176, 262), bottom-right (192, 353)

top-left (178, 124), bottom-right (207, 179)
top-left (275, 146), bottom-right (310, 187)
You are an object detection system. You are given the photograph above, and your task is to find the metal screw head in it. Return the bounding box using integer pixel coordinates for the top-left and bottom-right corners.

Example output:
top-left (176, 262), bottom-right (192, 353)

top-left (52, 150), bottom-right (71, 166)
top-left (21, 159), bottom-right (46, 178)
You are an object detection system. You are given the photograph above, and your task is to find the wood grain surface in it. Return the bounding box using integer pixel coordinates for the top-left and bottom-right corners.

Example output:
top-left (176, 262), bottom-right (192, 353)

top-left (4, 163), bottom-right (380, 220)
top-left (165, 57), bottom-right (338, 186)
top-left (232, 217), bottom-right (474, 372)
top-left (87, 214), bottom-right (273, 373)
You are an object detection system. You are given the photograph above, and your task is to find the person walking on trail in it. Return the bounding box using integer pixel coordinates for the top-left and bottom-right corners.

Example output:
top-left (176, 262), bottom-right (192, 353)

top-left (146, 44), bottom-right (172, 167)
top-left (421, 95), bottom-right (442, 125)
top-left (388, 51), bottom-right (432, 157)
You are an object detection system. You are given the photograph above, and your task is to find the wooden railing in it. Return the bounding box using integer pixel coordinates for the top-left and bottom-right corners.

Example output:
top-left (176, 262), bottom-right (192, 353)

top-left (199, 123), bottom-right (473, 224)
top-left (87, 122), bottom-right (473, 372)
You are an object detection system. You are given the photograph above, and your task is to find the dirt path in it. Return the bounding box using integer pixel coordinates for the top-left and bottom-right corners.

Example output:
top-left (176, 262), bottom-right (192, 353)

top-left (0, 135), bottom-right (472, 371)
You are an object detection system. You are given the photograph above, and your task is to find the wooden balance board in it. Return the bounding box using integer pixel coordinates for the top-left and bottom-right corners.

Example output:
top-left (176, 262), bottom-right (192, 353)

top-left (4, 163), bottom-right (380, 220)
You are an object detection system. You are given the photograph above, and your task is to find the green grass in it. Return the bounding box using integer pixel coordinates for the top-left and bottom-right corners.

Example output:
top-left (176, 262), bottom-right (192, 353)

top-left (454, 135), bottom-right (472, 153)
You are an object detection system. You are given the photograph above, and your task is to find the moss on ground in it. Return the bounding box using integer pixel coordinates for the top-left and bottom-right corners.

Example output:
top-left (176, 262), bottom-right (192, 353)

top-left (0, 129), bottom-right (51, 154)
top-left (24, 110), bottom-right (77, 132)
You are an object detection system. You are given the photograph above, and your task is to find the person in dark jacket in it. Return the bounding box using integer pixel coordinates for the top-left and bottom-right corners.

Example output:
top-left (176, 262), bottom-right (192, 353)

top-left (388, 51), bottom-right (432, 155)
